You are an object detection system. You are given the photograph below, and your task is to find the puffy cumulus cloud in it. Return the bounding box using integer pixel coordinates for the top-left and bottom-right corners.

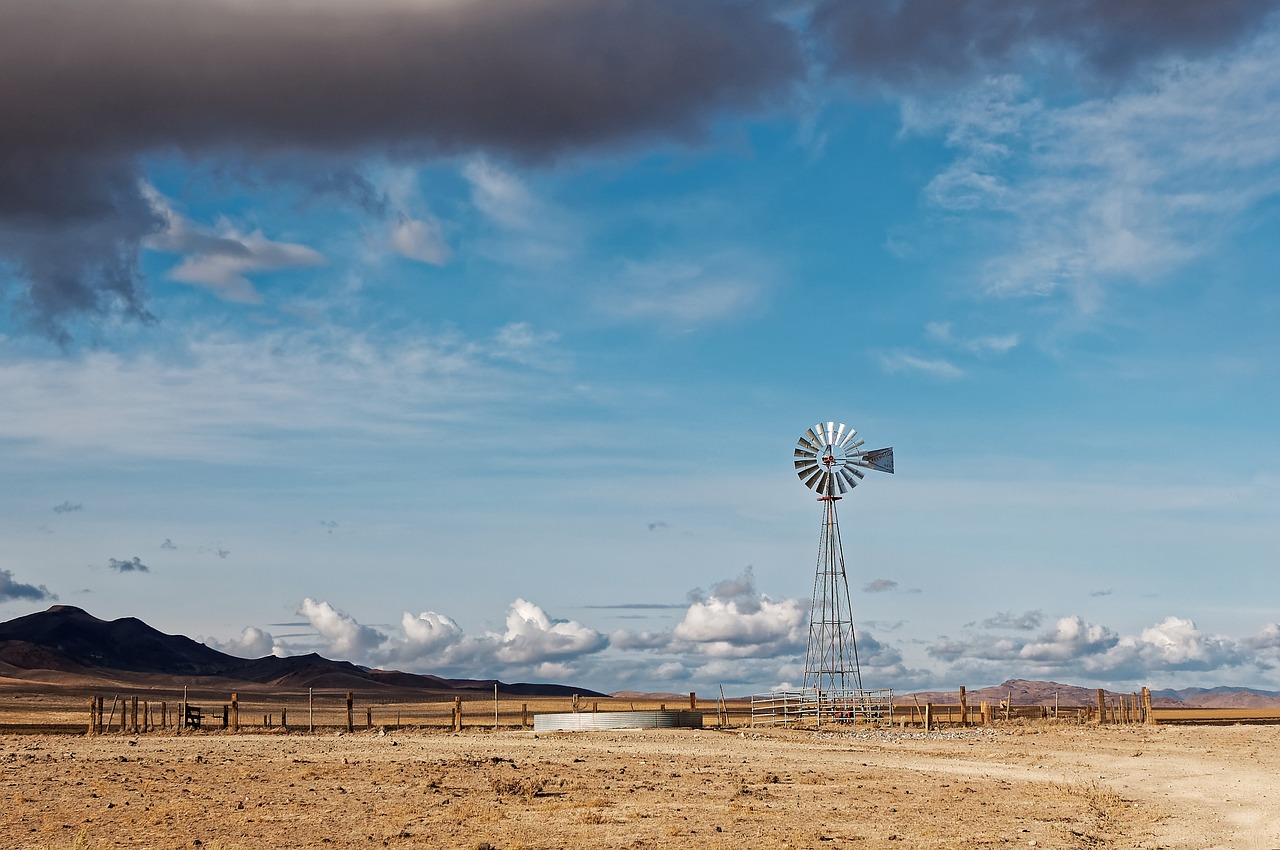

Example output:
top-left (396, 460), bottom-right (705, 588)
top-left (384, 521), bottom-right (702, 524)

top-left (107, 556), bottom-right (150, 573)
top-left (928, 612), bottom-right (1256, 683)
top-left (0, 568), bottom-right (56, 602)
top-left (672, 568), bottom-right (806, 658)
top-left (863, 578), bottom-right (898, 593)
top-left (812, 0), bottom-right (1278, 89)
top-left (209, 626), bottom-right (282, 659)
top-left (289, 597), bottom-right (605, 675)
top-left (0, 0), bottom-right (801, 338)
top-left (297, 598), bottom-right (387, 659)
top-left (497, 598), bottom-right (608, 664)
top-left (397, 610), bottom-right (465, 658)
top-left (1251, 623), bottom-right (1280, 650)
top-left (1090, 616), bottom-right (1246, 675)
top-left (1019, 616), bottom-right (1117, 662)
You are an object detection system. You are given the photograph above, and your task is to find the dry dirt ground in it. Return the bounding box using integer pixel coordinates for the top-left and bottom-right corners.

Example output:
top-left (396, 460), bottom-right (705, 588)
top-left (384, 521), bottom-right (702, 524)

top-left (2, 723), bottom-right (1278, 850)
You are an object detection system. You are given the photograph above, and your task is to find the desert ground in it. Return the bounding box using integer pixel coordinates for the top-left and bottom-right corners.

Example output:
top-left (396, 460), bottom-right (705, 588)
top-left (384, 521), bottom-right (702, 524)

top-left (3, 720), bottom-right (1279, 850)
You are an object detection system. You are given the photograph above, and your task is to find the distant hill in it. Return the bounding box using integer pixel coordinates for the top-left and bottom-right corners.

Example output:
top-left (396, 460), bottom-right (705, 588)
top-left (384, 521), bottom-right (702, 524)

top-left (905, 678), bottom-right (1280, 708)
top-left (0, 605), bottom-right (605, 697)
top-left (1150, 685), bottom-right (1280, 708)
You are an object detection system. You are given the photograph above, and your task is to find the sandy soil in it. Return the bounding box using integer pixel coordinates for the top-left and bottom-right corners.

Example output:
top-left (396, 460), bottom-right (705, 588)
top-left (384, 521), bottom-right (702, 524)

top-left (2, 723), bottom-right (1278, 850)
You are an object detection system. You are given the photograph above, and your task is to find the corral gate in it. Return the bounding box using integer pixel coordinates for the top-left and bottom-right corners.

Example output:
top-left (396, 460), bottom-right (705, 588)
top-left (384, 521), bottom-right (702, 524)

top-left (750, 688), bottom-right (893, 727)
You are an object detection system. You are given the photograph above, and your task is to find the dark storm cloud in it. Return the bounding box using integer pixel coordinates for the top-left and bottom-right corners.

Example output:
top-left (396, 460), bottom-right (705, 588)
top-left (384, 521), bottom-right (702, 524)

top-left (0, 568), bottom-right (56, 601)
top-left (813, 0), bottom-right (1280, 87)
top-left (0, 0), bottom-right (802, 338)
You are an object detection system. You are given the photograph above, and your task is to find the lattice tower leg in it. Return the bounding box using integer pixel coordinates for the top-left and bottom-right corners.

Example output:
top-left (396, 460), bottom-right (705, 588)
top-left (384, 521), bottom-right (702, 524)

top-left (803, 497), bottom-right (863, 693)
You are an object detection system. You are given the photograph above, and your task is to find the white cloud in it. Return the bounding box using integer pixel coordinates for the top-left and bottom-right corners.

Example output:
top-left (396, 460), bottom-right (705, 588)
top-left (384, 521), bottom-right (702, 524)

top-left (210, 626), bottom-right (281, 659)
top-left (395, 610), bottom-right (465, 658)
top-left (496, 598), bottom-right (608, 664)
top-left (144, 186), bottom-right (325, 303)
top-left (1020, 615), bottom-right (1118, 662)
top-left (878, 350), bottom-right (964, 379)
top-left (0, 323), bottom-right (560, 461)
top-left (382, 167), bottom-right (452, 266)
top-left (298, 598), bottom-right (387, 658)
top-left (464, 157), bottom-right (537, 230)
top-left (597, 258), bottom-right (764, 327)
top-left (925, 321), bottom-right (1019, 356)
top-left (929, 613), bottom-right (1252, 682)
top-left (904, 29), bottom-right (1280, 313)
top-left (390, 215), bottom-right (451, 265)
top-left (672, 567), bottom-right (805, 659)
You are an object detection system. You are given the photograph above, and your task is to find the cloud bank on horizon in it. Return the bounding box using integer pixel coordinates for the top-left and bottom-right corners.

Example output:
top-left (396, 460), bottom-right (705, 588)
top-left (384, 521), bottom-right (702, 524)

top-left (198, 568), bottom-right (1280, 694)
top-left (4, 0), bottom-right (1280, 695)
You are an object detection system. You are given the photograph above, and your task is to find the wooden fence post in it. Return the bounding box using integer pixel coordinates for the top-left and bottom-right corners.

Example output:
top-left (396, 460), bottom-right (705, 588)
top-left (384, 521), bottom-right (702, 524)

top-left (346, 692), bottom-right (354, 733)
top-left (309, 688), bottom-right (314, 734)
top-left (690, 692), bottom-right (696, 711)
top-left (88, 697), bottom-right (97, 735)
top-left (231, 693), bottom-right (239, 731)
top-left (924, 703), bottom-right (933, 731)
top-left (131, 696), bottom-right (139, 733)
top-left (281, 707), bottom-right (287, 729)
top-left (521, 703), bottom-right (529, 729)
top-left (453, 696), bottom-right (462, 733)
top-left (160, 701), bottom-right (166, 730)
top-left (980, 702), bottom-right (990, 726)
top-left (959, 686), bottom-right (967, 727)
top-left (1096, 689), bottom-right (1106, 724)
top-left (366, 706), bottom-right (372, 729)
top-left (1142, 687), bottom-right (1154, 725)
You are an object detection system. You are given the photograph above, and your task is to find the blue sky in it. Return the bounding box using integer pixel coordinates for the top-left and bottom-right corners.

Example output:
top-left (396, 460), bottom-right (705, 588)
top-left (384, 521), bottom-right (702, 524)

top-left (2, 0), bottom-right (1279, 695)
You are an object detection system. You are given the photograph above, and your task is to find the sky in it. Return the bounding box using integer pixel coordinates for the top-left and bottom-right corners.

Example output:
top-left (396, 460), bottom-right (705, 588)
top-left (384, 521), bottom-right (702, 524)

top-left (2, 0), bottom-right (1279, 697)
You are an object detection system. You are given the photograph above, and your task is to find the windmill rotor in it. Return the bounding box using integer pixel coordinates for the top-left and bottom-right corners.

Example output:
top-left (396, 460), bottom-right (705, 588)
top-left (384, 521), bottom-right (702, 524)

top-left (795, 420), bottom-right (894, 498)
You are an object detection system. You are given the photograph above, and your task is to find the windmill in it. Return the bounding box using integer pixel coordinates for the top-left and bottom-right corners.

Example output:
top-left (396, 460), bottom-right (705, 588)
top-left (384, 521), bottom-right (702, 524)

top-left (794, 421), bottom-right (894, 695)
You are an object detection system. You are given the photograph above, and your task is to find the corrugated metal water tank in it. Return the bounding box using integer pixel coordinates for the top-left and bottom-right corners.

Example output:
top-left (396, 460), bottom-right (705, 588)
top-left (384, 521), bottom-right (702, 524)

top-left (533, 710), bottom-right (703, 732)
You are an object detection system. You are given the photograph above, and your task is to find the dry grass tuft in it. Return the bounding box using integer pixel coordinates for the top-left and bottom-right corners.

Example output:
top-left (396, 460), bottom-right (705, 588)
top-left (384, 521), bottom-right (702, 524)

top-left (489, 776), bottom-right (547, 799)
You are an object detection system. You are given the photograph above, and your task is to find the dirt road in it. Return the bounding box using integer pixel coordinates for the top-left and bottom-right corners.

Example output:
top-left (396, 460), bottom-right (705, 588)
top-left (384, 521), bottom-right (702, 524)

top-left (3, 723), bottom-right (1276, 849)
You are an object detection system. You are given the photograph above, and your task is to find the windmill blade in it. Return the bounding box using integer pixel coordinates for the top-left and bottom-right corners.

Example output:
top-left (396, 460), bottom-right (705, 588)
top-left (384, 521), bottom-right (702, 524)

top-left (825, 421), bottom-right (836, 445)
top-left (844, 437), bottom-right (865, 452)
top-left (847, 466), bottom-right (865, 480)
top-left (802, 428), bottom-right (823, 450)
top-left (833, 471), bottom-right (848, 494)
top-left (858, 447), bottom-right (894, 474)
top-left (817, 471), bottom-right (832, 495)
top-left (834, 422), bottom-right (847, 446)
top-left (837, 469), bottom-right (860, 491)
top-left (838, 428), bottom-right (858, 449)
top-left (794, 445), bottom-right (818, 458)
top-left (813, 423), bottom-right (827, 447)
top-left (795, 460), bottom-right (819, 475)
top-left (803, 467), bottom-right (824, 489)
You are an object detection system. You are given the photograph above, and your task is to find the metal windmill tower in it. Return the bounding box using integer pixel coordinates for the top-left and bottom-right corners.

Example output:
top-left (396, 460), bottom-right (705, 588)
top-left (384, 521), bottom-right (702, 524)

top-left (794, 422), bottom-right (894, 694)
